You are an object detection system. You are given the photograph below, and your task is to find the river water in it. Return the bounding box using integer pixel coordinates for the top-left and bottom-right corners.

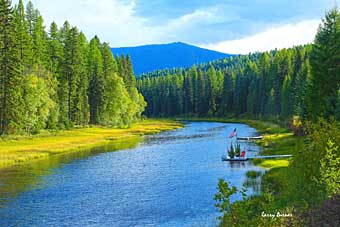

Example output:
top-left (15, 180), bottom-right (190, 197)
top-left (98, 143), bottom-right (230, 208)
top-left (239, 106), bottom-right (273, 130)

top-left (0, 122), bottom-right (264, 227)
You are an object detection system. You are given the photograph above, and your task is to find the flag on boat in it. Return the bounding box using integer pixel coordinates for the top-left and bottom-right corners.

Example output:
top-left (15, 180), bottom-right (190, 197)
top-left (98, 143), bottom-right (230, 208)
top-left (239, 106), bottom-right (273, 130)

top-left (229, 128), bottom-right (237, 138)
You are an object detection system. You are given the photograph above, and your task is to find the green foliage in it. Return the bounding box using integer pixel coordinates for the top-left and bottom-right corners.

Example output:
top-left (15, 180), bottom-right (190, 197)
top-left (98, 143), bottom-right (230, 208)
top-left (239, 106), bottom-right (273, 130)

top-left (214, 179), bottom-right (237, 220)
top-left (307, 8), bottom-right (340, 121)
top-left (0, 1), bottom-right (145, 135)
top-left (290, 115), bottom-right (304, 136)
top-left (319, 140), bottom-right (340, 196)
top-left (228, 143), bottom-right (235, 158)
top-left (226, 143), bottom-right (242, 158)
top-left (23, 70), bottom-right (55, 133)
top-left (235, 143), bottom-right (241, 157)
top-left (215, 179), bottom-right (290, 227)
top-left (0, 0), bottom-right (25, 134)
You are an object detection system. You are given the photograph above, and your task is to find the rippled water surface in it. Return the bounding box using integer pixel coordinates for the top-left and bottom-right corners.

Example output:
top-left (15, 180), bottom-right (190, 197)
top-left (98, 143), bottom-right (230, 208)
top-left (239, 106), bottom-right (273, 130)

top-left (0, 122), bottom-right (264, 227)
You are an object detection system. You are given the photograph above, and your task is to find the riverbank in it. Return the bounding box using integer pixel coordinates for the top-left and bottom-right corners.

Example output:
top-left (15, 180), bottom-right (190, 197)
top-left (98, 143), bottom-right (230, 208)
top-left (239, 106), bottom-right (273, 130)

top-left (0, 119), bottom-right (183, 170)
top-left (181, 117), bottom-right (308, 225)
top-left (176, 117), bottom-right (296, 168)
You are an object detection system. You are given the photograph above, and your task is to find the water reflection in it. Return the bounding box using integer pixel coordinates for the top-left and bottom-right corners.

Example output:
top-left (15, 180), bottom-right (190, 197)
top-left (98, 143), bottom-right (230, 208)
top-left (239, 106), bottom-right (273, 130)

top-left (243, 171), bottom-right (264, 194)
top-left (0, 138), bottom-right (141, 207)
top-left (0, 122), bottom-right (265, 227)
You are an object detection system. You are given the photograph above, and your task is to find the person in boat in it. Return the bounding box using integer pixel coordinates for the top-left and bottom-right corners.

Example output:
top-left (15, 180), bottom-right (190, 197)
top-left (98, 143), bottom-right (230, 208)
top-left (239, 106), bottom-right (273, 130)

top-left (240, 151), bottom-right (246, 158)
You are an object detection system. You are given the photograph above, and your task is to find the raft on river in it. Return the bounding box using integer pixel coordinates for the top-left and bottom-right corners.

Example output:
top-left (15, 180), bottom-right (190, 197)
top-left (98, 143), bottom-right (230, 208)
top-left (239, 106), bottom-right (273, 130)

top-left (221, 154), bottom-right (293, 162)
top-left (221, 155), bottom-right (249, 161)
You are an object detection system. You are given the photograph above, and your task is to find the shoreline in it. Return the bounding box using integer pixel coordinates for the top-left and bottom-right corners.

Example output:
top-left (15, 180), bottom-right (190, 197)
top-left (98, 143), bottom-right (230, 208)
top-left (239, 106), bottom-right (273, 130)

top-left (175, 117), bottom-right (295, 168)
top-left (0, 119), bottom-right (183, 170)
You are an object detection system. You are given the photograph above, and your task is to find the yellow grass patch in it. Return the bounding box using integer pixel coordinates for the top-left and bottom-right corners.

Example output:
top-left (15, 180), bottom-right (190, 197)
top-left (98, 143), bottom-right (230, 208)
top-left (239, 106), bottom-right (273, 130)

top-left (260, 159), bottom-right (290, 169)
top-left (0, 119), bottom-right (183, 169)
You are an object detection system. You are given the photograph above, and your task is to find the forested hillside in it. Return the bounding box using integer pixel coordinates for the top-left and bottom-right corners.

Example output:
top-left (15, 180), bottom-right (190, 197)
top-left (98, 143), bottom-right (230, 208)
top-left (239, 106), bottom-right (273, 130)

top-left (0, 0), bottom-right (145, 135)
top-left (111, 42), bottom-right (232, 75)
top-left (137, 46), bottom-right (311, 120)
top-left (137, 12), bottom-right (340, 123)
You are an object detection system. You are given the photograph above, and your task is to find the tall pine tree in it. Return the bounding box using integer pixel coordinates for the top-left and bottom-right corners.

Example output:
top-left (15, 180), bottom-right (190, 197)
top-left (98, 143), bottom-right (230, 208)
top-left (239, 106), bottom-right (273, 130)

top-left (0, 0), bottom-right (24, 134)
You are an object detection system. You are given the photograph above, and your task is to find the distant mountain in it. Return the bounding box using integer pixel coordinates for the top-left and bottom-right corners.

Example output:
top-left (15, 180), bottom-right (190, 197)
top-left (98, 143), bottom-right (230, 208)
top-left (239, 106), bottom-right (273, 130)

top-left (111, 42), bottom-right (233, 75)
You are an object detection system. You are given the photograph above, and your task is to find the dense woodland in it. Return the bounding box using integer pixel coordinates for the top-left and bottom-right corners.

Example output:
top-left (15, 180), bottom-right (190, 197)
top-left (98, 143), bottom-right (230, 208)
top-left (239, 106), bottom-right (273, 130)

top-left (137, 10), bottom-right (340, 124)
top-left (137, 47), bottom-right (308, 120)
top-left (0, 0), bottom-right (145, 135)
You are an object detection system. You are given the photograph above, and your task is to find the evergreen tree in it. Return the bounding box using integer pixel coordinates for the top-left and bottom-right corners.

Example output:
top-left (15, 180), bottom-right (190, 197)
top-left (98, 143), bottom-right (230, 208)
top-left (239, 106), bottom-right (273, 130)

top-left (137, 46), bottom-right (310, 119)
top-left (32, 10), bottom-right (48, 67)
top-left (88, 36), bottom-right (104, 124)
top-left (0, 0), bottom-right (24, 134)
top-left (196, 69), bottom-right (207, 115)
top-left (58, 21), bottom-right (71, 128)
top-left (25, 1), bottom-right (34, 36)
top-left (46, 22), bottom-right (63, 129)
top-left (258, 53), bottom-right (271, 115)
top-left (183, 70), bottom-right (194, 114)
top-left (219, 72), bottom-right (234, 116)
top-left (0, 1), bottom-right (145, 134)
top-left (307, 8), bottom-right (340, 120)
top-left (207, 65), bottom-right (218, 115)
top-left (13, 0), bottom-right (33, 72)
top-left (64, 26), bottom-right (79, 124)
top-left (76, 32), bottom-right (90, 126)
top-left (281, 75), bottom-right (293, 118)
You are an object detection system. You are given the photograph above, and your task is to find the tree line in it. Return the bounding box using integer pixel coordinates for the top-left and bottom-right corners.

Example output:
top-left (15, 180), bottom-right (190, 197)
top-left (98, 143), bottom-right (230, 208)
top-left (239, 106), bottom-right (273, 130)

top-left (137, 47), bottom-right (311, 120)
top-left (137, 9), bottom-right (340, 123)
top-left (0, 0), bottom-right (146, 135)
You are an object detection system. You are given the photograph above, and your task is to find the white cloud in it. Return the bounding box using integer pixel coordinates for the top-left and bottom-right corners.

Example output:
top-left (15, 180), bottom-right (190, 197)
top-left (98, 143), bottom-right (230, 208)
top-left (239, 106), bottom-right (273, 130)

top-left (24, 0), bottom-right (163, 46)
top-left (22, 0), bottom-right (236, 47)
top-left (22, 1), bottom-right (321, 50)
top-left (201, 19), bottom-right (320, 54)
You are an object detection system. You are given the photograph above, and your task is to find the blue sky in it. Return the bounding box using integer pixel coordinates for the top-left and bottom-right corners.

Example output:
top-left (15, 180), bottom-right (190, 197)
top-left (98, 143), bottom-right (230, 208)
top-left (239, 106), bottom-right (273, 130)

top-left (24, 0), bottom-right (339, 54)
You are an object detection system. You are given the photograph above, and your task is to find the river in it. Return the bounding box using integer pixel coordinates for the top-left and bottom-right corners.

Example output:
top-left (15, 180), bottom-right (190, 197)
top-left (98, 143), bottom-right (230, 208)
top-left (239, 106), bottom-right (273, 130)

top-left (0, 122), bottom-right (265, 227)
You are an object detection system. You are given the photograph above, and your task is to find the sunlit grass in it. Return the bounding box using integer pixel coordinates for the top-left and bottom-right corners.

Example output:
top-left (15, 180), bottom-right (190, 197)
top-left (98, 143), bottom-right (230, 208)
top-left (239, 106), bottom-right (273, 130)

top-left (0, 119), bottom-right (183, 169)
top-left (260, 159), bottom-right (290, 168)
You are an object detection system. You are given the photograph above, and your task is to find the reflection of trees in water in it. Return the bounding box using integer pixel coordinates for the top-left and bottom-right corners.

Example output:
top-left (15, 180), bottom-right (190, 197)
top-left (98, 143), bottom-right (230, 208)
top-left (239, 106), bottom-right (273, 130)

top-left (243, 171), bottom-right (263, 194)
top-left (144, 133), bottom-right (215, 145)
top-left (198, 125), bottom-right (228, 132)
top-left (227, 161), bottom-right (249, 168)
top-left (0, 138), bottom-right (140, 208)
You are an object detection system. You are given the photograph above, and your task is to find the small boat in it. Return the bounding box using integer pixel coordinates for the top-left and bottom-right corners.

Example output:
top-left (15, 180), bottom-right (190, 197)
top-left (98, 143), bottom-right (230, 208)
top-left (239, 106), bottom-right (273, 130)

top-left (221, 155), bottom-right (248, 161)
top-left (237, 136), bottom-right (263, 141)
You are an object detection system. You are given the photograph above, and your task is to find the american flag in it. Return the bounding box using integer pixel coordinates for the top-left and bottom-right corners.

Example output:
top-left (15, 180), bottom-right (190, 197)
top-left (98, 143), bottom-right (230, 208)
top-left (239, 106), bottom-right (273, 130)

top-left (229, 128), bottom-right (237, 138)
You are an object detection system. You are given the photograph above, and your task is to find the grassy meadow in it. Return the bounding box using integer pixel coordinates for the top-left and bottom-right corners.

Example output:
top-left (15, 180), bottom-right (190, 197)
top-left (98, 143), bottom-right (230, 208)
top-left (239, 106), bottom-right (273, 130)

top-left (0, 119), bottom-right (183, 169)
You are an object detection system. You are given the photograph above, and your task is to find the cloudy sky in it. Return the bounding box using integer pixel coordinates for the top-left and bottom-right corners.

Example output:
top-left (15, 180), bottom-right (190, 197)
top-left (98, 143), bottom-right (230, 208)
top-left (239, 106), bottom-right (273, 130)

top-left (23, 0), bottom-right (339, 54)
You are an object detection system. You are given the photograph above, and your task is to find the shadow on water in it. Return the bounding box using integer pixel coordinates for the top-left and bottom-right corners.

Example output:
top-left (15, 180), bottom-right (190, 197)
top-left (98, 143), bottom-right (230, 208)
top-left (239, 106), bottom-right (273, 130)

top-left (0, 137), bottom-right (141, 208)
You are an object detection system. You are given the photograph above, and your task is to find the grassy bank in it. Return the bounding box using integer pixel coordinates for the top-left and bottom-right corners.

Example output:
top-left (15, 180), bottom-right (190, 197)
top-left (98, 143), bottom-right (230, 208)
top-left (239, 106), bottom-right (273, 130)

top-left (0, 119), bottom-right (183, 170)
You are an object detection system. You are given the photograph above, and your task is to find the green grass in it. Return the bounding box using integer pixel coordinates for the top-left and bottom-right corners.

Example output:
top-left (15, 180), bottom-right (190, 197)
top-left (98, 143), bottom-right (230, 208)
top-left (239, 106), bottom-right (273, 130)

top-left (242, 119), bottom-right (309, 210)
top-left (0, 119), bottom-right (183, 169)
top-left (259, 159), bottom-right (290, 168)
top-left (255, 131), bottom-right (303, 169)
